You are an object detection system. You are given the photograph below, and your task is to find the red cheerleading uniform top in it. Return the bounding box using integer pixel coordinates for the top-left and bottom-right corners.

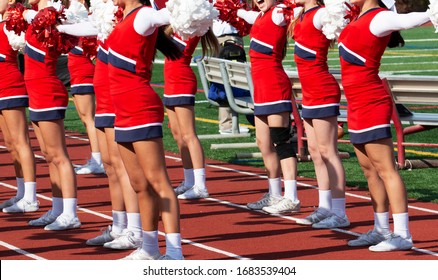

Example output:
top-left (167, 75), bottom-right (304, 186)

top-left (163, 34), bottom-right (199, 106)
top-left (24, 23), bottom-right (68, 121)
top-left (68, 38), bottom-right (95, 95)
top-left (338, 7), bottom-right (392, 144)
top-left (107, 6), bottom-right (163, 142)
top-left (0, 22), bottom-right (27, 110)
top-left (293, 6), bottom-right (341, 119)
top-left (249, 7), bottom-right (292, 116)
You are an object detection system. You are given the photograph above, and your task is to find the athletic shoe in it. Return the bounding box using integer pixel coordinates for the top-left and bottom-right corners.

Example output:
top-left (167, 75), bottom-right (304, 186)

top-left (262, 198), bottom-right (301, 214)
top-left (312, 214), bottom-right (350, 229)
top-left (158, 254), bottom-right (184, 260)
top-left (174, 181), bottom-right (192, 196)
top-left (0, 196), bottom-right (20, 210)
top-left (177, 186), bottom-right (209, 200)
top-left (103, 230), bottom-right (142, 250)
top-left (369, 234), bottom-right (413, 252)
top-left (219, 126), bottom-right (249, 135)
top-left (348, 230), bottom-right (388, 247)
top-left (44, 214), bottom-right (81, 231)
top-left (86, 225), bottom-right (120, 246)
top-left (29, 210), bottom-right (59, 226)
top-left (247, 193), bottom-right (282, 210)
top-left (75, 159), bottom-right (105, 175)
top-left (120, 248), bottom-right (161, 260)
top-left (2, 199), bottom-right (39, 213)
top-left (295, 208), bottom-right (332, 225)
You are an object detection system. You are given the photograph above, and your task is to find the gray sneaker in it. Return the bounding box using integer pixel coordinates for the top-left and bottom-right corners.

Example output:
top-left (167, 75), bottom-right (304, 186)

top-left (174, 181), bottom-right (192, 196)
top-left (29, 210), bottom-right (59, 226)
top-left (44, 214), bottom-right (81, 230)
top-left (262, 198), bottom-right (301, 214)
top-left (2, 199), bottom-right (39, 213)
top-left (0, 196), bottom-right (20, 210)
top-left (103, 230), bottom-right (142, 250)
top-left (296, 208), bottom-right (332, 225)
top-left (177, 186), bottom-right (209, 200)
top-left (120, 248), bottom-right (161, 260)
top-left (312, 214), bottom-right (350, 229)
top-left (369, 234), bottom-right (413, 252)
top-left (86, 225), bottom-right (120, 246)
top-left (348, 230), bottom-right (387, 247)
top-left (247, 193), bottom-right (282, 210)
top-left (158, 254), bottom-right (184, 260)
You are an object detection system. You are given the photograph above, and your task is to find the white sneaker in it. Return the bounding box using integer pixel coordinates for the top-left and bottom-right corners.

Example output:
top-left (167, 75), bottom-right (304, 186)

top-left (120, 248), bottom-right (161, 260)
top-left (348, 230), bottom-right (388, 247)
top-left (177, 186), bottom-right (209, 200)
top-left (44, 214), bottom-right (81, 230)
top-left (29, 210), bottom-right (59, 226)
top-left (2, 198), bottom-right (39, 213)
top-left (246, 193), bottom-right (282, 210)
top-left (312, 214), bottom-right (350, 229)
top-left (75, 159), bottom-right (105, 175)
top-left (86, 225), bottom-right (120, 246)
top-left (158, 254), bottom-right (184, 260)
top-left (0, 196), bottom-right (20, 210)
top-left (369, 234), bottom-right (413, 252)
top-left (103, 230), bottom-right (142, 250)
top-left (219, 125), bottom-right (249, 135)
top-left (296, 208), bottom-right (332, 225)
top-left (174, 181), bottom-right (192, 196)
top-left (262, 198), bottom-right (301, 214)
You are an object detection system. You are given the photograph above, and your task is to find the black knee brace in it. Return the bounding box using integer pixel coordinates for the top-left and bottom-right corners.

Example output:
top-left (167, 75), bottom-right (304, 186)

top-left (270, 126), bottom-right (297, 160)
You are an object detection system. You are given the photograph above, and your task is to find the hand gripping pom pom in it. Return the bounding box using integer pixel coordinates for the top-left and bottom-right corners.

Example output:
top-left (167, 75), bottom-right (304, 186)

top-left (64, 0), bottom-right (89, 24)
top-left (81, 37), bottom-right (98, 60)
top-left (4, 3), bottom-right (28, 35)
top-left (214, 0), bottom-right (251, 36)
top-left (280, 0), bottom-right (299, 23)
top-left (429, 0), bottom-right (438, 33)
top-left (89, 0), bottom-right (119, 42)
top-left (321, 0), bottom-right (353, 40)
top-left (166, 0), bottom-right (219, 40)
top-left (344, 1), bottom-right (360, 23)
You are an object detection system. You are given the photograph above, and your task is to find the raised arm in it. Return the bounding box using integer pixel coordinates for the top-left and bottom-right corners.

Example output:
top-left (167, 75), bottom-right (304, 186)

top-left (370, 11), bottom-right (430, 37)
top-left (236, 9), bottom-right (259, 25)
top-left (133, 7), bottom-right (170, 36)
top-left (57, 21), bottom-right (99, 37)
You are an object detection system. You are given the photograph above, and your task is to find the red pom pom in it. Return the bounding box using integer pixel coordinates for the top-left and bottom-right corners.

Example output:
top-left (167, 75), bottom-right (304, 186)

top-left (81, 37), bottom-right (98, 60)
top-left (279, 0), bottom-right (299, 23)
top-left (4, 3), bottom-right (28, 35)
top-left (31, 6), bottom-right (78, 53)
top-left (214, 0), bottom-right (251, 37)
top-left (344, 2), bottom-right (360, 23)
top-left (114, 7), bottom-right (124, 25)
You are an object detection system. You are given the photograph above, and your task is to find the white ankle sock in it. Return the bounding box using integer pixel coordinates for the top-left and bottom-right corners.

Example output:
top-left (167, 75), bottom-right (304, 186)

top-left (183, 168), bottom-right (194, 187)
top-left (91, 152), bottom-right (102, 165)
top-left (374, 212), bottom-right (390, 235)
top-left (283, 180), bottom-right (298, 202)
top-left (127, 212), bottom-right (142, 238)
top-left (142, 230), bottom-right (160, 257)
top-left (193, 168), bottom-right (206, 190)
top-left (112, 210), bottom-right (127, 234)
top-left (62, 198), bottom-right (78, 217)
top-left (268, 178), bottom-right (282, 197)
top-left (16, 177), bottom-right (25, 199)
top-left (318, 190), bottom-right (332, 211)
top-left (23, 182), bottom-right (37, 202)
top-left (393, 212), bottom-right (411, 239)
top-left (165, 233), bottom-right (183, 259)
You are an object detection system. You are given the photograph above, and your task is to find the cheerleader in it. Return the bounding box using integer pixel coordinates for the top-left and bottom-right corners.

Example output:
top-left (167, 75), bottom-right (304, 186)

top-left (236, 0), bottom-right (300, 214)
top-left (164, 30), bottom-right (218, 200)
top-left (339, 0), bottom-right (431, 251)
top-left (17, 0), bottom-right (80, 230)
top-left (0, 0), bottom-right (39, 213)
top-left (289, 0), bottom-right (349, 229)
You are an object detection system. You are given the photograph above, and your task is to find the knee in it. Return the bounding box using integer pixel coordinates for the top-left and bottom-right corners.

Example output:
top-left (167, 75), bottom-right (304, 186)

top-left (269, 126), bottom-right (297, 160)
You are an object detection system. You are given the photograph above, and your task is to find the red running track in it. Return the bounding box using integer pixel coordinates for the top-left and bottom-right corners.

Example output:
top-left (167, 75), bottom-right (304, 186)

top-left (1, 130), bottom-right (438, 260)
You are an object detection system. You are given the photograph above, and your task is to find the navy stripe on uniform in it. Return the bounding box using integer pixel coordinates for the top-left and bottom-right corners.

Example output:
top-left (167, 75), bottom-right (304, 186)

top-left (0, 53), bottom-right (5, 62)
top-left (0, 96), bottom-right (28, 110)
top-left (108, 50), bottom-right (136, 73)
top-left (70, 46), bottom-right (83, 55)
top-left (339, 43), bottom-right (365, 66)
top-left (250, 39), bottom-right (273, 55)
top-left (97, 48), bottom-right (108, 64)
top-left (302, 105), bottom-right (340, 119)
top-left (171, 37), bottom-right (186, 52)
top-left (115, 125), bottom-right (163, 142)
top-left (254, 102), bottom-right (292, 116)
top-left (349, 126), bottom-right (391, 144)
top-left (71, 85), bottom-right (94, 95)
top-left (95, 115), bottom-right (115, 128)
top-left (25, 43), bottom-right (45, 63)
top-left (29, 108), bottom-right (66, 121)
top-left (294, 43), bottom-right (316, 60)
top-left (163, 96), bottom-right (195, 107)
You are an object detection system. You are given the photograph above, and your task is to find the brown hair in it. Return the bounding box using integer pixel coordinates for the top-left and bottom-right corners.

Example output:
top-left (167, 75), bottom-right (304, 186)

top-left (288, 0), bottom-right (324, 38)
top-left (165, 26), bottom-right (219, 58)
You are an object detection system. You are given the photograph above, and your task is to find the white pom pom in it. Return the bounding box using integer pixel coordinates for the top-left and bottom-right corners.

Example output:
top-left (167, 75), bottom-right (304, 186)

top-left (4, 26), bottom-right (25, 52)
top-left (89, 0), bottom-right (118, 42)
top-left (64, 0), bottom-right (89, 24)
top-left (47, 0), bottom-right (63, 12)
top-left (321, 0), bottom-right (351, 40)
top-left (429, 0), bottom-right (438, 33)
top-left (166, 0), bottom-right (219, 40)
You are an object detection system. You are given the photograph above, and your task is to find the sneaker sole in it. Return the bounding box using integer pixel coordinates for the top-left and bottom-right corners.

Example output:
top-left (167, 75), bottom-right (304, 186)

top-left (44, 223), bottom-right (81, 231)
top-left (312, 221), bottom-right (350, 229)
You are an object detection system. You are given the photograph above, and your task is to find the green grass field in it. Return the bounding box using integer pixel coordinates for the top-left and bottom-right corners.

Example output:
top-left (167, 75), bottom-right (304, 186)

top-left (65, 26), bottom-right (438, 203)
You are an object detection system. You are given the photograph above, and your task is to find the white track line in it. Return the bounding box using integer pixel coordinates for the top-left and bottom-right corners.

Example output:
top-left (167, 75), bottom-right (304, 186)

top-left (1, 133), bottom-right (438, 258)
top-left (0, 241), bottom-right (46, 260)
